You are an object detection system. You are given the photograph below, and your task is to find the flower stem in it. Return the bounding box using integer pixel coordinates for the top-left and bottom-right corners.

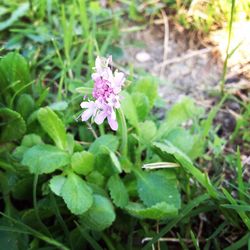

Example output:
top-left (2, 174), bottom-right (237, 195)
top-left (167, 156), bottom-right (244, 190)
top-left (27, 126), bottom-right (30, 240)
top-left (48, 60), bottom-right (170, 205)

top-left (118, 108), bottom-right (128, 157)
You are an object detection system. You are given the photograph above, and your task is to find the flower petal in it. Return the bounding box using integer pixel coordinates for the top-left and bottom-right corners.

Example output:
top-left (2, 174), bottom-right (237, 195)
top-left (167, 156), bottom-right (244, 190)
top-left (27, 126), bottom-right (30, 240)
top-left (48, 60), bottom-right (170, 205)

top-left (108, 115), bottom-right (118, 131)
top-left (80, 101), bottom-right (91, 109)
top-left (81, 108), bottom-right (94, 121)
top-left (94, 110), bottom-right (107, 125)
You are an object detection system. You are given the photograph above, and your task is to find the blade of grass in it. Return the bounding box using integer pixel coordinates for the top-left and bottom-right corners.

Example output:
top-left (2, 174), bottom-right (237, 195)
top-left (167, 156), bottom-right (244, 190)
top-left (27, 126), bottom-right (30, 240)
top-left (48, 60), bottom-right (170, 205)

top-left (190, 230), bottom-right (200, 250)
top-left (236, 147), bottom-right (245, 201)
top-left (222, 188), bottom-right (250, 230)
top-left (224, 232), bottom-right (250, 250)
top-left (78, 0), bottom-right (89, 39)
top-left (75, 222), bottom-right (103, 250)
top-left (0, 212), bottom-right (70, 250)
top-left (142, 194), bottom-right (209, 250)
top-left (220, 0), bottom-right (236, 94)
top-left (33, 174), bottom-right (52, 237)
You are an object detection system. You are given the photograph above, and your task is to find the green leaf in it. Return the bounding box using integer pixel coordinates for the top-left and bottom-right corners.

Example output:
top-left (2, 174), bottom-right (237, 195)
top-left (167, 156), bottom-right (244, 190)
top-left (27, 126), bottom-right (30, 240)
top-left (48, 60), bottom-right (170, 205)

top-left (108, 150), bottom-right (122, 173)
top-left (121, 91), bottom-right (139, 129)
top-left (126, 202), bottom-right (178, 220)
top-left (61, 172), bottom-right (93, 215)
top-left (16, 94), bottom-right (35, 120)
top-left (37, 107), bottom-right (67, 150)
top-left (0, 52), bottom-right (30, 96)
top-left (108, 175), bottom-right (129, 208)
top-left (12, 145), bottom-right (28, 160)
top-left (21, 134), bottom-right (43, 147)
top-left (165, 128), bottom-right (194, 155)
top-left (136, 170), bottom-right (181, 208)
top-left (0, 218), bottom-right (29, 250)
top-left (89, 135), bottom-right (119, 154)
top-left (157, 97), bottom-right (204, 138)
top-left (132, 92), bottom-right (150, 121)
top-left (12, 177), bottom-right (33, 200)
top-left (80, 194), bottom-right (115, 231)
top-left (49, 101), bottom-right (68, 111)
top-left (71, 151), bottom-right (95, 176)
top-left (139, 120), bottom-right (157, 144)
top-left (133, 76), bottom-right (158, 108)
top-left (0, 3), bottom-right (29, 31)
top-left (22, 144), bottom-right (70, 174)
top-left (49, 175), bottom-right (66, 196)
top-left (0, 108), bottom-right (26, 143)
top-left (153, 141), bottom-right (218, 197)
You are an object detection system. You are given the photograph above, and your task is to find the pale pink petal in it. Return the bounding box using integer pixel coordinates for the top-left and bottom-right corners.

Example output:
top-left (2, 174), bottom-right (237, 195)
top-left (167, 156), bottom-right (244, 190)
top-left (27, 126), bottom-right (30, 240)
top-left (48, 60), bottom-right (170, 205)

top-left (80, 101), bottom-right (91, 109)
top-left (110, 108), bottom-right (116, 120)
top-left (92, 73), bottom-right (99, 81)
top-left (94, 110), bottom-right (107, 125)
top-left (108, 116), bottom-right (118, 131)
top-left (95, 57), bottom-right (102, 72)
top-left (81, 109), bottom-right (93, 121)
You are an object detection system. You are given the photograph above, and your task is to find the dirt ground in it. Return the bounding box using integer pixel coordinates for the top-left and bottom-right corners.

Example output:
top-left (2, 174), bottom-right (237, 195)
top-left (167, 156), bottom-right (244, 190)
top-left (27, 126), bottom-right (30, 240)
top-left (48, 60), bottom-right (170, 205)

top-left (121, 20), bottom-right (250, 106)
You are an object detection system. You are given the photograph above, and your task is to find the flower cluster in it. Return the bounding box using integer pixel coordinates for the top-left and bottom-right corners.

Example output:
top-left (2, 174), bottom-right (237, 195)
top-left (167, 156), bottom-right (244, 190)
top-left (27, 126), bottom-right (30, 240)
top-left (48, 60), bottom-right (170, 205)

top-left (80, 56), bottom-right (125, 131)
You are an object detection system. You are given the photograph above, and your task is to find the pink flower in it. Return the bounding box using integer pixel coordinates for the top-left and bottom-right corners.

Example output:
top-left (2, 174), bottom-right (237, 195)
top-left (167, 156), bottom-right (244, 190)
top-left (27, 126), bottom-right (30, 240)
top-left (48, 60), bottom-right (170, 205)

top-left (80, 56), bottom-right (125, 131)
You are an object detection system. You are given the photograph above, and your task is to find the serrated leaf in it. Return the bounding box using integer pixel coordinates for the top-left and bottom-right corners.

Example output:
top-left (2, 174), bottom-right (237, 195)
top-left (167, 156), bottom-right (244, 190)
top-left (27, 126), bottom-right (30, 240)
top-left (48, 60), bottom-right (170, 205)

top-left (153, 141), bottom-right (216, 195)
top-left (132, 92), bottom-right (150, 121)
top-left (89, 134), bottom-right (118, 154)
top-left (136, 170), bottom-right (181, 208)
top-left (49, 175), bottom-right (66, 196)
top-left (108, 150), bottom-right (122, 173)
top-left (126, 202), bottom-right (178, 220)
top-left (139, 120), bottom-right (157, 144)
top-left (165, 128), bottom-right (194, 155)
top-left (80, 194), bottom-right (115, 231)
top-left (108, 175), bottom-right (129, 208)
top-left (61, 172), bottom-right (93, 215)
top-left (157, 97), bottom-right (204, 138)
top-left (37, 107), bottom-right (67, 150)
top-left (22, 144), bottom-right (70, 174)
top-left (71, 151), bottom-right (94, 176)
top-left (0, 108), bottom-right (26, 143)
top-left (121, 91), bottom-right (138, 129)
top-left (133, 76), bottom-right (158, 108)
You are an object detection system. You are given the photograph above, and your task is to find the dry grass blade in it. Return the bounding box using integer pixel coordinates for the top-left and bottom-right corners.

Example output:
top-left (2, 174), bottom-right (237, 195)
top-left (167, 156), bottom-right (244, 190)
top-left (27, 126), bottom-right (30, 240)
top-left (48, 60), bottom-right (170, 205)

top-left (142, 162), bottom-right (180, 170)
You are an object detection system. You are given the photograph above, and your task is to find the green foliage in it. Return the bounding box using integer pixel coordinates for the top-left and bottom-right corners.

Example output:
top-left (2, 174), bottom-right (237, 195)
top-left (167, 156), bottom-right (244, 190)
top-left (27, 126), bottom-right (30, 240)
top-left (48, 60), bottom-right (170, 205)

top-left (71, 151), bottom-right (95, 176)
top-left (22, 144), bottom-right (70, 174)
top-left (0, 108), bottom-right (26, 143)
top-left (89, 134), bottom-right (119, 154)
top-left (61, 172), bottom-right (93, 215)
top-left (121, 91), bottom-right (139, 129)
top-left (133, 76), bottom-right (158, 109)
top-left (0, 1), bottom-right (248, 249)
top-left (0, 52), bottom-right (30, 99)
top-left (80, 194), bottom-right (116, 231)
top-left (16, 94), bottom-right (35, 120)
top-left (126, 202), bottom-right (178, 220)
top-left (136, 170), bottom-right (181, 209)
top-left (0, 3), bottom-right (29, 31)
top-left (108, 175), bottom-right (129, 208)
top-left (49, 175), bottom-right (67, 196)
top-left (37, 107), bottom-right (67, 150)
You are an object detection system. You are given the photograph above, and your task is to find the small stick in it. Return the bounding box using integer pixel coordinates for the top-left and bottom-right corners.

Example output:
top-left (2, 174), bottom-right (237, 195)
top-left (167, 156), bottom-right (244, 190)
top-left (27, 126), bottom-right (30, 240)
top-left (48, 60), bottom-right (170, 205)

top-left (160, 10), bottom-right (169, 78)
top-left (155, 47), bottom-right (212, 69)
